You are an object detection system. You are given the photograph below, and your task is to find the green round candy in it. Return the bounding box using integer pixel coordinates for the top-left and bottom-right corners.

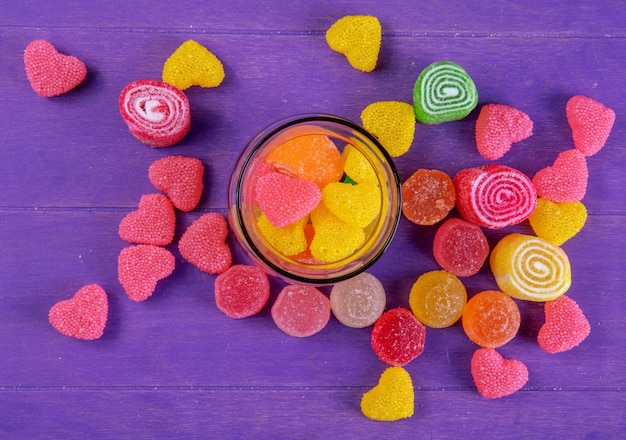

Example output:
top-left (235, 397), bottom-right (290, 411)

top-left (413, 61), bottom-right (478, 125)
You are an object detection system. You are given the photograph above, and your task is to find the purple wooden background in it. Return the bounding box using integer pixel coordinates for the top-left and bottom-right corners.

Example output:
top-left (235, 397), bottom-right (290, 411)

top-left (1, 1), bottom-right (625, 438)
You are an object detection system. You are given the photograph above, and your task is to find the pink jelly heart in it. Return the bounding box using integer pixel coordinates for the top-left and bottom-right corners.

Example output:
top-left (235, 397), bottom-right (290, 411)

top-left (148, 156), bottom-right (204, 212)
top-left (471, 348), bottom-right (528, 399)
top-left (532, 149), bottom-right (588, 203)
top-left (24, 40), bottom-right (87, 97)
top-left (475, 104), bottom-right (533, 160)
top-left (178, 213), bottom-right (232, 274)
top-left (538, 295), bottom-right (591, 354)
top-left (566, 95), bottom-right (615, 157)
top-left (255, 171), bottom-right (322, 228)
top-left (118, 245), bottom-right (176, 302)
top-left (118, 194), bottom-right (176, 246)
top-left (48, 284), bottom-right (108, 340)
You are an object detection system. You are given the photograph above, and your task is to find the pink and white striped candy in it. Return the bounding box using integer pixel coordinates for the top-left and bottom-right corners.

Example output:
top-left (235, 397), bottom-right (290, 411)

top-left (453, 164), bottom-right (537, 229)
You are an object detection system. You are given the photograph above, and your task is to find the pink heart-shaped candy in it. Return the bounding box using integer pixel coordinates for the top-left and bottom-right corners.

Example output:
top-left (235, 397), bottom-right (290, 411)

top-left (118, 245), bottom-right (176, 302)
top-left (532, 149), bottom-right (588, 203)
top-left (118, 194), bottom-right (176, 246)
top-left (149, 156), bottom-right (204, 212)
top-left (566, 95), bottom-right (615, 157)
top-left (471, 348), bottom-right (528, 399)
top-left (178, 213), bottom-right (232, 274)
top-left (538, 295), bottom-right (591, 354)
top-left (475, 104), bottom-right (533, 160)
top-left (48, 284), bottom-right (108, 340)
top-left (24, 40), bottom-right (87, 97)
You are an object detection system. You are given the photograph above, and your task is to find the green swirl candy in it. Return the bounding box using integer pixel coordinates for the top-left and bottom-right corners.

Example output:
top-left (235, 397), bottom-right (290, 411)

top-left (413, 61), bottom-right (478, 125)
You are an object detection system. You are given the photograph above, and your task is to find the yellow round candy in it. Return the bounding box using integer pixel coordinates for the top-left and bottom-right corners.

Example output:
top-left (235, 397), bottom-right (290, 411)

top-left (409, 270), bottom-right (467, 328)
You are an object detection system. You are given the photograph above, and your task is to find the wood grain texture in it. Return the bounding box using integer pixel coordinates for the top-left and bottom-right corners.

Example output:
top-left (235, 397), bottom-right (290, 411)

top-left (1, 1), bottom-right (625, 438)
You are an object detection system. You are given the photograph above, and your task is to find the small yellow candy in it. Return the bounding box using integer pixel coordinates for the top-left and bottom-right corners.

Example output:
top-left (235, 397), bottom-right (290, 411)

top-left (409, 270), bottom-right (467, 328)
top-left (257, 214), bottom-right (308, 256)
top-left (360, 367), bottom-right (414, 421)
top-left (322, 181), bottom-right (381, 228)
top-left (528, 198), bottom-right (588, 246)
top-left (342, 145), bottom-right (378, 184)
top-left (310, 203), bottom-right (365, 263)
top-left (162, 40), bottom-right (225, 90)
top-left (325, 15), bottom-right (382, 73)
top-left (360, 101), bottom-right (416, 157)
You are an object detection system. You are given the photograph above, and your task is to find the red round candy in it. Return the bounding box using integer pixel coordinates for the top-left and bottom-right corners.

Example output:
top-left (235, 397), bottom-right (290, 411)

top-left (371, 308), bottom-right (426, 367)
top-left (214, 265), bottom-right (270, 319)
top-left (433, 218), bottom-right (490, 277)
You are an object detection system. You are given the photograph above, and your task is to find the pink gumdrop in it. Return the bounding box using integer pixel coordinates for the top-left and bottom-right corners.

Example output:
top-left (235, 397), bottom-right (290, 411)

top-left (433, 218), bottom-right (490, 277)
top-left (214, 265), bottom-right (270, 319)
top-left (271, 285), bottom-right (330, 337)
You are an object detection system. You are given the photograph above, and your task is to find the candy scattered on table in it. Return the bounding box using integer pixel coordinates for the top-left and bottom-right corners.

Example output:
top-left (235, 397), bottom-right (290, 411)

top-left (470, 348), bottom-right (528, 399)
top-left (24, 40), bottom-right (87, 97)
top-left (322, 181), bottom-right (381, 228)
top-left (528, 198), bottom-right (588, 246)
top-left (490, 234), bottom-right (572, 302)
top-left (148, 156), bottom-right (204, 212)
top-left (214, 265), bottom-right (270, 319)
top-left (401, 169), bottom-right (456, 226)
top-left (271, 284), bottom-right (331, 337)
top-left (360, 367), bottom-right (414, 421)
top-left (371, 308), bottom-right (426, 367)
top-left (538, 295), bottom-right (591, 354)
top-left (118, 193), bottom-right (176, 246)
top-left (309, 202), bottom-right (365, 263)
top-left (330, 272), bottom-right (386, 328)
top-left (119, 79), bottom-right (191, 148)
top-left (454, 164), bottom-right (537, 229)
top-left (412, 61), bottom-right (478, 125)
top-left (48, 284), bottom-right (108, 340)
top-left (162, 39), bottom-right (225, 90)
top-left (475, 103), bottom-right (533, 160)
top-left (360, 101), bottom-right (416, 157)
top-left (566, 95), bottom-right (615, 157)
top-left (433, 218), bottom-right (489, 277)
top-left (462, 290), bottom-right (520, 348)
top-left (325, 15), bottom-right (382, 73)
top-left (178, 213), bottom-right (232, 275)
top-left (118, 245), bottom-right (176, 302)
top-left (532, 149), bottom-right (589, 203)
top-left (409, 270), bottom-right (467, 328)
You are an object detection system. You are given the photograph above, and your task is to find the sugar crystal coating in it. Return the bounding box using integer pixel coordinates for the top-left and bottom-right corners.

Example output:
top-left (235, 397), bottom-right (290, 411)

top-left (471, 348), bottom-right (528, 399)
top-left (162, 39), bottom-right (225, 90)
top-left (538, 295), bottom-right (591, 354)
top-left (118, 193), bottom-right (176, 246)
top-left (214, 265), bottom-right (270, 319)
top-left (48, 284), bottom-right (108, 340)
top-left (330, 272), bottom-right (386, 328)
top-left (118, 245), bottom-right (175, 302)
top-left (360, 367), bottom-right (414, 421)
top-left (322, 181), bottom-right (381, 228)
top-left (24, 40), bottom-right (87, 97)
top-left (178, 213), bottom-right (232, 274)
top-left (271, 285), bottom-right (330, 337)
top-left (148, 156), bottom-right (204, 212)
top-left (371, 308), bottom-right (426, 367)
top-left (257, 213), bottom-right (308, 256)
top-left (360, 101), bottom-right (416, 157)
top-left (309, 203), bottom-right (365, 263)
top-left (402, 169), bottom-right (456, 226)
top-left (433, 218), bottom-right (489, 277)
top-left (532, 149), bottom-right (588, 203)
top-left (566, 95), bottom-right (615, 156)
top-left (475, 103), bottom-right (533, 160)
top-left (409, 270), bottom-right (467, 328)
top-left (528, 198), bottom-right (587, 246)
top-left (342, 145), bottom-right (378, 184)
top-left (462, 290), bottom-right (520, 348)
top-left (325, 15), bottom-right (382, 72)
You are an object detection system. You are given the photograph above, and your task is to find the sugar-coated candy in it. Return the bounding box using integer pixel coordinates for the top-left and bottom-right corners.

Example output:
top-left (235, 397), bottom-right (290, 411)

top-left (360, 101), bottom-right (416, 157)
top-left (266, 135), bottom-right (344, 189)
top-left (490, 233), bottom-right (571, 302)
top-left (330, 272), bottom-right (386, 328)
top-left (409, 270), bottom-right (467, 328)
top-left (289, 223), bottom-right (324, 264)
top-left (162, 40), bottom-right (225, 90)
top-left (413, 61), bottom-right (478, 125)
top-left (342, 145), bottom-right (378, 184)
top-left (24, 40), bottom-right (87, 97)
top-left (532, 149), bottom-right (588, 203)
top-left (214, 265), bottom-right (270, 319)
top-left (528, 198), bottom-right (588, 246)
top-left (179, 213), bottom-right (232, 274)
top-left (462, 290), bottom-right (520, 348)
top-left (48, 284), bottom-right (108, 340)
top-left (257, 214), bottom-right (308, 256)
top-left (360, 367), bottom-right (414, 421)
top-left (309, 203), bottom-right (365, 263)
top-left (148, 156), bottom-right (204, 212)
top-left (118, 194), bottom-right (176, 246)
top-left (371, 308), bottom-right (426, 367)
top-left (475, 104), bottom-right (533, 160)
top-left (454, 164), bottom-right (537, 229)
top-left (255, 170), bottom-right (322, 228)
top-left (271, 285), bottom-right (330, 337)
top-left (471, 348), bottom-right (528, 399)
top-left (119, 79), bottom-right (191, 148)
top-left (325, 15), bottom-right (382, 73)
top-left (118, 245), bottom-right (175, 302)
top-left (322, 181), bottom-right (381, 228)
top-left (566, 95), bottom-right (615, 157)
top-left (402, 169), bottom-right (456, 226)
top-left (538, 295), bottom-right (590, 354)
top-left (433, 218), bottom-right (489, 277)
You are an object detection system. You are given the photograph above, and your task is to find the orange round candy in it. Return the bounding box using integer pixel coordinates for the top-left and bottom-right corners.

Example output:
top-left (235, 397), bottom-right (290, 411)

top-left (401, 169), bottom-right (455, 225)
top-left (462, 290), bottom-right (520, 348)
top-left (409, 270), bottom-right (467, 328)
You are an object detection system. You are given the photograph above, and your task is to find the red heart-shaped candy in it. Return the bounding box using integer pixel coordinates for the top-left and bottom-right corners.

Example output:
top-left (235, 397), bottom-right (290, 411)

top-left (149, 156), bottom-right (204, 212)
top-left (48, 284), bottom-right (108, 340)
top-left (178, 213), bottom-right (232, 274)
top-left (118, 245), bottom-right (176, 302)
top-left (538, 295), bottom-right (591, 354)
top-left (471, 348), bottom-right (528, 399)
top-left (119, 194), bottom-right (176, 246)
top-left (24, 40), bottom-right (87, 97)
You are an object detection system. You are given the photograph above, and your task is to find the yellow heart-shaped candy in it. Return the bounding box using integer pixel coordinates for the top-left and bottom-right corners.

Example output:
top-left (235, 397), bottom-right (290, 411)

top-left (309, 203), bottom-right (365, 263)
top-left (528, 198), bottom-right (587, 246)
top-left (322, 181), bottom-right (381, 228)
top-left (360, 367), bottom-right (414, 421)
top-left (361, 101), bottom-right (416, 157)
top-left (325, 15), bottom-right (381, 72)
top-left (162, 40), bottom-right (225, 90)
